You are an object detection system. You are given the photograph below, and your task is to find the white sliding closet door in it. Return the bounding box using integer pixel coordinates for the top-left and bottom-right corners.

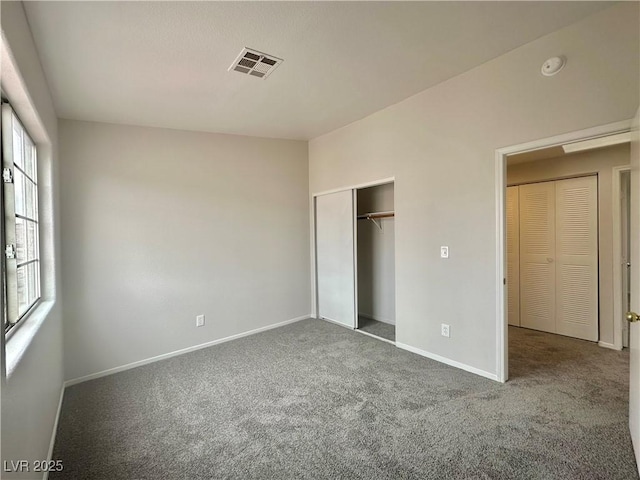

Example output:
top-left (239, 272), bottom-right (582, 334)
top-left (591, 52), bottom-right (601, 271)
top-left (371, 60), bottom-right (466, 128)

top-left (315, 190), bottom-right (356, 328)
top-left (555, 176), bottom-right (598, 341)
top-left (519, 182), bottom-right (556, 334)
top-left (507, 186), bottom-right (520, 326)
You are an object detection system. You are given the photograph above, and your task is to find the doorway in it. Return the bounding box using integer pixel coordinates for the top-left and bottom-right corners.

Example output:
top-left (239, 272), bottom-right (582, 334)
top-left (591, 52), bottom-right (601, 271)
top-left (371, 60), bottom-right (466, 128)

top-left (496, 121), bottom-right (633, 382)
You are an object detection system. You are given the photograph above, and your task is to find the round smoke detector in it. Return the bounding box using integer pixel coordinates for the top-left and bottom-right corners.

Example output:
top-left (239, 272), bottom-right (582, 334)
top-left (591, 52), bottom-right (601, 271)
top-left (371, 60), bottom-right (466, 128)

top-left (541, 56), bottom-right (566, 76)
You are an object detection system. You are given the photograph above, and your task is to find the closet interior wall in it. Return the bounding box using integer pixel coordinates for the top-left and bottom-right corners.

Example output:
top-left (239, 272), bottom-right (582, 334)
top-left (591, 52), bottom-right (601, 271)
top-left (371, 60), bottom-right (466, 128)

top-left (357, 183), bottom-right (395, 325)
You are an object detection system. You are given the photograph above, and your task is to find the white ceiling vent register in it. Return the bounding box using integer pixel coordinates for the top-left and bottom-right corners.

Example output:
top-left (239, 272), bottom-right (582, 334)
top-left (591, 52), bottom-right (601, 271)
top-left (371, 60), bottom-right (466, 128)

top-left (228, 48), bottom-right (283, 79)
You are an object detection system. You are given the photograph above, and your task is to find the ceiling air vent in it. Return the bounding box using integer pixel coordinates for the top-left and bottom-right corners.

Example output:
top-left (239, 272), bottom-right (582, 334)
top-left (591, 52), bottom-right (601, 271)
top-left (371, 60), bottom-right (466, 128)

top-left (228, 48), bottom-right (283, 79)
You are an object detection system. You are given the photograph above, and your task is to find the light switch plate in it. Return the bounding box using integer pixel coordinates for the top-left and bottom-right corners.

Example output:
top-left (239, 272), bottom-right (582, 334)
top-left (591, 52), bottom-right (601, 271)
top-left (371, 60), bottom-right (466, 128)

top-left (440, 246), bottom-right (449, 258)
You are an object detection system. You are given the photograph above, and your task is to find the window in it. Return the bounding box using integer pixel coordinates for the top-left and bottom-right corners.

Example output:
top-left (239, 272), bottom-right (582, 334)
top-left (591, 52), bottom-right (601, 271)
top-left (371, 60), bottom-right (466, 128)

top-left (2, 103), bottom-right (41, 333)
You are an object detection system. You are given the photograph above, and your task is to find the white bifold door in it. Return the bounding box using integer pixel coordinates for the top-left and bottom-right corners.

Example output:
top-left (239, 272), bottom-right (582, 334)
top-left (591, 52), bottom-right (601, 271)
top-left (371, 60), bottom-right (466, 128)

top-left (516, 176), bottom-right (598, 341)
top-left (554, 176), bottom-right (599, 340)
top-left (315, 190), bottom-right (357, 328)
top-left (519, 181), bottom-right (557, 333)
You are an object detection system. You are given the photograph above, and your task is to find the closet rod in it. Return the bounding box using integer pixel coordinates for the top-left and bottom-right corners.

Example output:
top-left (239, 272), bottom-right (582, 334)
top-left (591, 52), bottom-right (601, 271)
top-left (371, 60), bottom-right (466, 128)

top-left (356, 211), bottom-right (395, 220)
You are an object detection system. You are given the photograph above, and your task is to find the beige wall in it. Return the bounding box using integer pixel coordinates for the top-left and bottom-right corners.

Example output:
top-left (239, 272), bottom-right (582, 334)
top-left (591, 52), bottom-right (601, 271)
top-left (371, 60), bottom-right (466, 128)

top-left (357, 183), bottom-right (395, 324)
top-left (1, 2), bottom-right (64, 477)
top-left (507, 144), bottom-right (630, 346)
top-left (59, 120), bottom-right (310, 381)
top-left (309, 4), bottom-right (639, 377)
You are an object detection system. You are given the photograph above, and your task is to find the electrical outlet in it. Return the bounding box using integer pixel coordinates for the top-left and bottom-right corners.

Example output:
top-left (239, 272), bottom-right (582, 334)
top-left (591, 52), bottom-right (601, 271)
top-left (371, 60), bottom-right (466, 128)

top-left (441, 323), bottom-right (450, 338)
top-left (196, 314), bottom-right (205, 327)
top-left (440, 246), bottom-right (449, 258)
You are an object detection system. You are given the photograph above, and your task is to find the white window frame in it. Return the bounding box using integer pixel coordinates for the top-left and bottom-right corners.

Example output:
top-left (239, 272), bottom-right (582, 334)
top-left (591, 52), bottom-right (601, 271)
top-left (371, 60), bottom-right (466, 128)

top-left (2, 103), bottom-right (42, 334)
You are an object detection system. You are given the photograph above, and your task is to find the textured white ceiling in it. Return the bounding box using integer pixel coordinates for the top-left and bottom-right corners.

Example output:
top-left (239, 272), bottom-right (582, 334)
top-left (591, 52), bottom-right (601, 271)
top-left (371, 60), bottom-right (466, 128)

top-left (23, 1), bottom-right (612, 140)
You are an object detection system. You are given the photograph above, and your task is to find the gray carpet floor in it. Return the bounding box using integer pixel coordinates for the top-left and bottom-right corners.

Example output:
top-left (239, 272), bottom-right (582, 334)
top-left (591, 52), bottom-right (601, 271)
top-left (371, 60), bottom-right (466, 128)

top-left (358, 316), bottom-right (395, 342)
top-left (51, 320), bottom-right (637, 480)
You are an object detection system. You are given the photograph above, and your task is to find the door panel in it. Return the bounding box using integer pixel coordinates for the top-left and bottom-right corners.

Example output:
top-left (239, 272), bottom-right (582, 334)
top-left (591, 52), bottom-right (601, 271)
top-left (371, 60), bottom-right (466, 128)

top-left (506, 186), bottom-right (520, 326)
top-left (555, 176), bottom-right (598, 341)
top-left (623, 172), bottom-right (631, 348)
top-left (315, 190), bottom-right (356, 328)
top-left (519, 182), bottom-right (556, 333)
top-left (629, 108), bottom-right (640, 464)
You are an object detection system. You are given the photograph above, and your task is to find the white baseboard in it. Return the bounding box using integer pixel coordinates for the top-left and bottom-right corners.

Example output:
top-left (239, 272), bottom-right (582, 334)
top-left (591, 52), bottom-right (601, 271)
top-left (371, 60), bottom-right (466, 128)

top-left (395, 342), bottom-right (499, 382)
top-left (65, 315), bottom-right (310, 387)
top-left (598, 341), bottom-right (621, 351)
top-left (43, 385), bottom-right (65, 480)
top-left (358, 312), bottom-right (395, 326)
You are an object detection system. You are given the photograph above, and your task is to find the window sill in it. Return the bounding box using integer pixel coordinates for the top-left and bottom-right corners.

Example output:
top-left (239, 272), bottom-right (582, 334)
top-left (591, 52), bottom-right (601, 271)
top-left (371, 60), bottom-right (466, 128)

top-left (5, 299), bottom-right (55, 379)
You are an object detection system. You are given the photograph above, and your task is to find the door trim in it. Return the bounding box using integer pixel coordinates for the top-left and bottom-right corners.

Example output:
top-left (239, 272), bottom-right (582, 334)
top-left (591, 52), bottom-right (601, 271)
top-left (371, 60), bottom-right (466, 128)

top-left (312, 177), bottom-right (396, 198)
top-left (613, 165), bottom-right (632, 350)
top-left (495, 119), bottom-right (633, 383)
top-left (352, 189), bottom-right (359, 329)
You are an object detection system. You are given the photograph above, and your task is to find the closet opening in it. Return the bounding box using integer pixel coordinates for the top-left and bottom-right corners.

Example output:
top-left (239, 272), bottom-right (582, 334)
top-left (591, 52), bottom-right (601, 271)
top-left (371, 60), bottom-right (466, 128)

top-left (355, 183), bottom-right (395, 343)
top-left (313, 178), bottom-right (395, 341)
top-left (504, 136), bottom-right (632, 375)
